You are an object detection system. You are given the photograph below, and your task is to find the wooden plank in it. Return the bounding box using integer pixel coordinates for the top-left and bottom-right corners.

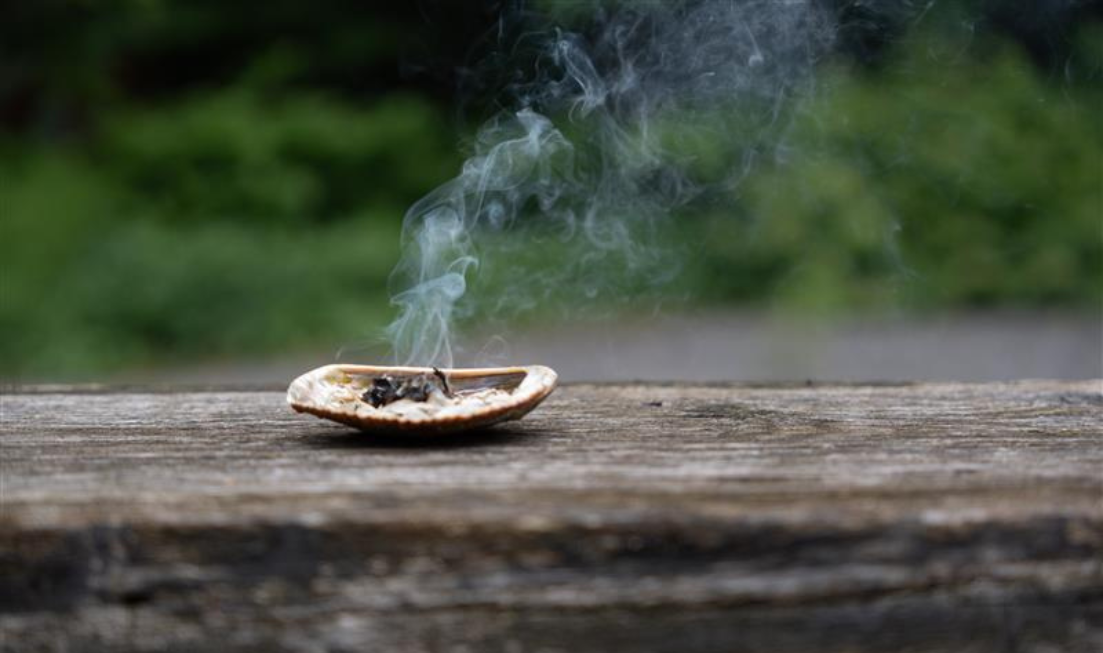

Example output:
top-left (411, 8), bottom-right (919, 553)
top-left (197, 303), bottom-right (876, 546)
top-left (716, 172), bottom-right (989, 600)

top-left (1, 381), bottom-right (1101, 652)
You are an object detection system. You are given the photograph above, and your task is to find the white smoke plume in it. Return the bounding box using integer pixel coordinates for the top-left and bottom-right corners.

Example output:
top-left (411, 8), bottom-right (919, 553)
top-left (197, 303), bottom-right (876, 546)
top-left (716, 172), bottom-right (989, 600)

top-left (387, 0), bottom-right (836, 367)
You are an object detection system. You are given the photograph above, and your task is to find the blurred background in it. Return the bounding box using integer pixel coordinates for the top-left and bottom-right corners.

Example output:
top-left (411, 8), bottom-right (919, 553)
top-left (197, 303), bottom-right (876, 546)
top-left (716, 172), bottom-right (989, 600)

top-left (2, 0), bottom-right (1100, 384)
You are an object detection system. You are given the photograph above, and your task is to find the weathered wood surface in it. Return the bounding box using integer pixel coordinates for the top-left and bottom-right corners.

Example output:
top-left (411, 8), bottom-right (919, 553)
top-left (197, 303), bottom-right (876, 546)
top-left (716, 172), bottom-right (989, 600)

top-left (1, 380), bottom-right (1101, 653)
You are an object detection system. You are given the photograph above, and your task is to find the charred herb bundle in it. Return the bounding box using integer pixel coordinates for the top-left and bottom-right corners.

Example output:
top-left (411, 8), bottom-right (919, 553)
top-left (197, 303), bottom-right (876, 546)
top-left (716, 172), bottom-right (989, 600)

top-left (361, 368), bottom-right (452, 408)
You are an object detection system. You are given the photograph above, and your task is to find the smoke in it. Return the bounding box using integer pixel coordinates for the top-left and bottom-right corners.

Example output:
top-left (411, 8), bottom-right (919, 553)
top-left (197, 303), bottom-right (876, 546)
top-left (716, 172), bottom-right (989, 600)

top-left (386, 0), bottom-right (836, 367)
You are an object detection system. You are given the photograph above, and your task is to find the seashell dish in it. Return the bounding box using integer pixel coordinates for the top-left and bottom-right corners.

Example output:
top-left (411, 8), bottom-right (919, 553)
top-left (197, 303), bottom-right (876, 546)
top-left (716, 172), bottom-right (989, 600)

top-left (287, 364), bottom-right (557, 434)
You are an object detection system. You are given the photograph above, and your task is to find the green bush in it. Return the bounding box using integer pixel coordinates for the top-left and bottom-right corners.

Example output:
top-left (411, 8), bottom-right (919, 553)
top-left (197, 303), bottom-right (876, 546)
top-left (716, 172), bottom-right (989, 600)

top-left (687, 26), bottom-right (1102, 312)
top-left (0, 89), bottom-right (457, 377)
top-left (102, 91), bottom-right (456, 224)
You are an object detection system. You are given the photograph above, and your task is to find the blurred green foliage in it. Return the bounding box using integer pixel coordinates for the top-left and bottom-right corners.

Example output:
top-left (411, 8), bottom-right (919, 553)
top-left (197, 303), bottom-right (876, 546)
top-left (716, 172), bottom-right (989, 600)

top-left (1, 2), bottom-right (1100, 377)
top-left (1, 88), bottom-right (460, 376)
top-left (688, 23), bottom-right (1102, 312)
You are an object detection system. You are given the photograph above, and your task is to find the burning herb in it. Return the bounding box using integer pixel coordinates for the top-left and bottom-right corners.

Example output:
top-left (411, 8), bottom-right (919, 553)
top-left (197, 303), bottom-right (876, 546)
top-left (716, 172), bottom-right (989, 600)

top-left (361, 373), bottom-right (445, 408)
top-left (432, 367), bottom-right (453, 398)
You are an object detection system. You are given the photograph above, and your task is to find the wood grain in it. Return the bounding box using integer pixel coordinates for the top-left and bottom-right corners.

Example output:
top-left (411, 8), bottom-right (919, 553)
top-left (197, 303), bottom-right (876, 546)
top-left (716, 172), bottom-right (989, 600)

top-left (2, 381), bottom-right (1101, 652)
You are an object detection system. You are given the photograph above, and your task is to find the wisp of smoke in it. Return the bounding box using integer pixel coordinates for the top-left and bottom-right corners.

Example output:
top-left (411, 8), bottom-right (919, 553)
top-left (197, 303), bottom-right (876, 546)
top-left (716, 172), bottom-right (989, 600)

top-left (386, 0), bottom-right (836, 367)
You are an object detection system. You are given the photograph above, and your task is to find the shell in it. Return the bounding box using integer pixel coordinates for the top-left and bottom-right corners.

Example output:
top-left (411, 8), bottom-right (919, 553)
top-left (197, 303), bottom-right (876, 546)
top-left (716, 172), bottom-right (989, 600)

top-left (287, 364), bottom-right (558, 434)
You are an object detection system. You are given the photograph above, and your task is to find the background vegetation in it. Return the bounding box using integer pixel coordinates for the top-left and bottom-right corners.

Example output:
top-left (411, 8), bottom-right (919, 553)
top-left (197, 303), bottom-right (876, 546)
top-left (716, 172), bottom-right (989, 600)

top-left (2, 1), bottom-right (1100, 378)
